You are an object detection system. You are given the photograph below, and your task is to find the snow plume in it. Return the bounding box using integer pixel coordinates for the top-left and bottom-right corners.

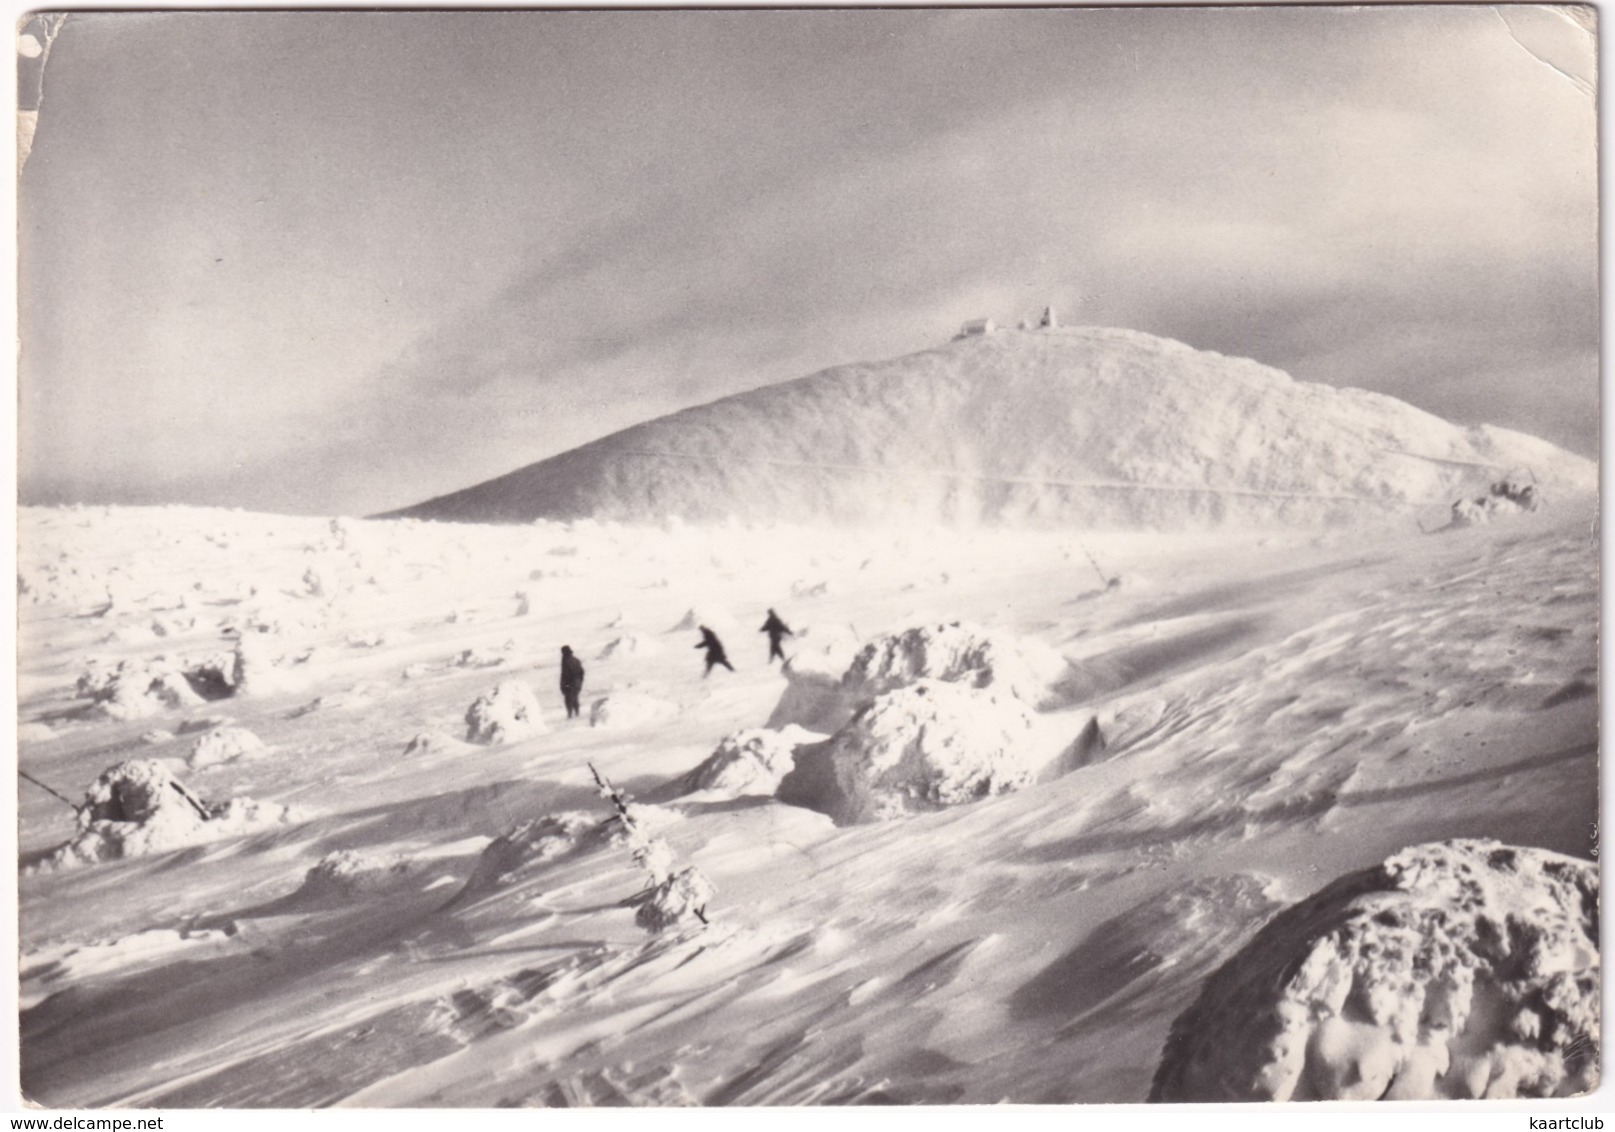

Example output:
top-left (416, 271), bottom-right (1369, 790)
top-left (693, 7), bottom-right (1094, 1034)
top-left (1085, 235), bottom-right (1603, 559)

top-left (1150, 839), bottom-right (1600, 1102)
top-left (37, 760), bottom-right (302, 871)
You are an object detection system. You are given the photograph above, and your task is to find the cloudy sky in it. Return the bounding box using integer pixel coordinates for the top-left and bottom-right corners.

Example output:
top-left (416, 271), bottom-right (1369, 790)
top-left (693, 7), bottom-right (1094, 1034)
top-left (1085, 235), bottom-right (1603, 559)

top-left (18, 6), bottom-right (1598, 517)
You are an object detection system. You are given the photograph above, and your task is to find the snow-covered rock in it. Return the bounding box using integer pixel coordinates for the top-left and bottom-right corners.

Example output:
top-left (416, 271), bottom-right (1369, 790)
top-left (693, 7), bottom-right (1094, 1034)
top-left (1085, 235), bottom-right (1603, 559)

top-left (464, 680), bottom-right (548, 744)
top-left (842, 621), bottom-right (1061, 706)
top-left (788, 680), bottom-right (1041, 824)
top-left (1150, 839), bottom-right (1600, 1102)
top-left (679, 726), bottom-right (820, 797)
top-left (769, 621), bottom-right (1064, 733)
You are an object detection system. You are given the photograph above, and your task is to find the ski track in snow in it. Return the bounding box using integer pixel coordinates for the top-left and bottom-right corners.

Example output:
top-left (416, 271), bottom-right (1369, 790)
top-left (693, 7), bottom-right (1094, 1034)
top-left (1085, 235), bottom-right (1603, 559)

top-left (15, 500), bottom-right (1599, 1106)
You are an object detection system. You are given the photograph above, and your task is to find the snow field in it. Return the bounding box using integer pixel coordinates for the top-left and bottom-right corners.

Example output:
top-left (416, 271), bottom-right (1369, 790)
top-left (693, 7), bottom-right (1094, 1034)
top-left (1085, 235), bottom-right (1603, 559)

top-left (15, 499), bottom-right (1600, 1105)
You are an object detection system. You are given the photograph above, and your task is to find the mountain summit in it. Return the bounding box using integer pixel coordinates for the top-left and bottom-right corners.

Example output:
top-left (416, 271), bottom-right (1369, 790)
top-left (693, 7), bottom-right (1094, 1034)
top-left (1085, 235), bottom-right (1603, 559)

top-left (385, 327), bottom-right (1594, 528)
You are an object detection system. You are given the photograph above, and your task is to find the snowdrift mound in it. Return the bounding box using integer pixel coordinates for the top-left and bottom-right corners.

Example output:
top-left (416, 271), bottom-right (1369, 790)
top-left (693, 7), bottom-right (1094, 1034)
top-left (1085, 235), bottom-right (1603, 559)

top-left (782, 680), bottom-right (1041, 824)
top-left (39, 760), bottom-right (302, 870)
top-left (384, 327), bottom-right (1597, 529)
top-left (188, 726), bottom-right (267, 769)
top-left (450, 812), bottom-right (603, 906)
top-left (589, 691), bottom-right (679, 729)
top-left (678, 726), bottom-right (821, 797)
top-left (1150, 839), bottom-right (1599, 1102)
top-left (291, 851), bottom-right (418, 905)
top-left (464, 680), bottom-right (547, 744)
top-left (769, 621), bottom-right (1063, 733)
top-left (401, 731), bottom-right (476, 758)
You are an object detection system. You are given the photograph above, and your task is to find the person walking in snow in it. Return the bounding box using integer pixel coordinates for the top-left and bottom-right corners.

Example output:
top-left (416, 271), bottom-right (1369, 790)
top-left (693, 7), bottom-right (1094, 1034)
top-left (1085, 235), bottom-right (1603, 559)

top-left (760, 608), bottom-right (793, 663)
top-left (559, 645), bottom-right (585, 718)
top-left (696, 626), bottom-right (734, 677)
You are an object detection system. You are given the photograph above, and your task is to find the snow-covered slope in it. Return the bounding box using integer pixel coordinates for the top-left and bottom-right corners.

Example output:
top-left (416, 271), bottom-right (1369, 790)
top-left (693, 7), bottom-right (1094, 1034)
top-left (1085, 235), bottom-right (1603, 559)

top-left (387, 327), bottom-right (1596, 528)
top-left (15, 498), bottom-right (1599, 1107)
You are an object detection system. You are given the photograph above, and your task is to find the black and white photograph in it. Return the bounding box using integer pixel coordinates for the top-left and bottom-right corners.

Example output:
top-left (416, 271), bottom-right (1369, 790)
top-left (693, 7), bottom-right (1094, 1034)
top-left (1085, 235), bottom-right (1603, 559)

top-left (11, 4), bottom-right (1603, 1114)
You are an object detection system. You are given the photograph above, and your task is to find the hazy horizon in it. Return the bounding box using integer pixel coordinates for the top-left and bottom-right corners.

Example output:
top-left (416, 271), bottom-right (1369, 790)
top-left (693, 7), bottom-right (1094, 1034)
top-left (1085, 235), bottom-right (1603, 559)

top-left (18, 7), bottom-right (1598, 517)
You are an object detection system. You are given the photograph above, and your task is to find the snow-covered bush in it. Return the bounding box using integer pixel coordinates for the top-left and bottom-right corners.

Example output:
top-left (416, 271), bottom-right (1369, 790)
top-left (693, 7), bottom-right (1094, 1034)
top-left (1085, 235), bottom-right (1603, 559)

top-left (464, 680), bottom-right (547, 744)
top-left (75, 657), bottom-right (203, 720)
top-left (636, 868), bottom-right (718, 934)
top-left (591, 763), bottom-right (713, 933)
top-left (37, 759), bottom-right (301, 871)
top-left (1150, 839), bottom-right (1600, 1102)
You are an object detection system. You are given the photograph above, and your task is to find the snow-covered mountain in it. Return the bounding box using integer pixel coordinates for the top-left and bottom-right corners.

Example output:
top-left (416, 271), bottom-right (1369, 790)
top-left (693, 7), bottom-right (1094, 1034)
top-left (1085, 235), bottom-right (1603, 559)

top-left (388, 327), bottom-right (1595, 527)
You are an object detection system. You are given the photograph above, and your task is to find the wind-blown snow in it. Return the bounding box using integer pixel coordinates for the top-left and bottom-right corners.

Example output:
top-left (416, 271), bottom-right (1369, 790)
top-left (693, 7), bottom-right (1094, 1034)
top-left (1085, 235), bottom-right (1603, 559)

top-left (386, 328), bottom-right (1596, 528)
top-left (15, 483), bottom-right (1598, 1107)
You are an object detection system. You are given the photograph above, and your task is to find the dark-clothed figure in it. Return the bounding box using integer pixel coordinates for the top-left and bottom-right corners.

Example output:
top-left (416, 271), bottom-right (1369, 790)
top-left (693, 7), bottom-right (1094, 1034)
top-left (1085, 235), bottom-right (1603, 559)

top-left (696, 626), bottom-right (734, 677)
top-left (559, 645), bottom-right (585, 718)
top-left (760, 608), bottom-right (793, 663)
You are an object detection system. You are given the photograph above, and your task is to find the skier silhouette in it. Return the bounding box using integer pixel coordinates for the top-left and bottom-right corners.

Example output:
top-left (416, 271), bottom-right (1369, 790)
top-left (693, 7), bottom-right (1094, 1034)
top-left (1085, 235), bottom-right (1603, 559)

top-left (559, 645), bottom-right (585, 718)
top-left (760, 608), bottom-right (793, 663)
top-left (696, 626), bottom-right (734, 677)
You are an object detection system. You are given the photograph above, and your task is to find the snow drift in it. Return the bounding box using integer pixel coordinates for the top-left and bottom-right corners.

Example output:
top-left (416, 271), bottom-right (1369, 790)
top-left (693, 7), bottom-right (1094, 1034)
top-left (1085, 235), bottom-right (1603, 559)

top-left (1150, 839), bottom-right (1600, 1102)
top-left (384, 327), bottom-right (1596, 529)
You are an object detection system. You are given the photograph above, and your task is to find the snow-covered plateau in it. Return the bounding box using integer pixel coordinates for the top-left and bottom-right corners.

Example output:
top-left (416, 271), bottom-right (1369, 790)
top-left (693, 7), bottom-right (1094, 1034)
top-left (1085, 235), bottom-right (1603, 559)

top-left (16, 488), bottom-right (1598, 1106)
